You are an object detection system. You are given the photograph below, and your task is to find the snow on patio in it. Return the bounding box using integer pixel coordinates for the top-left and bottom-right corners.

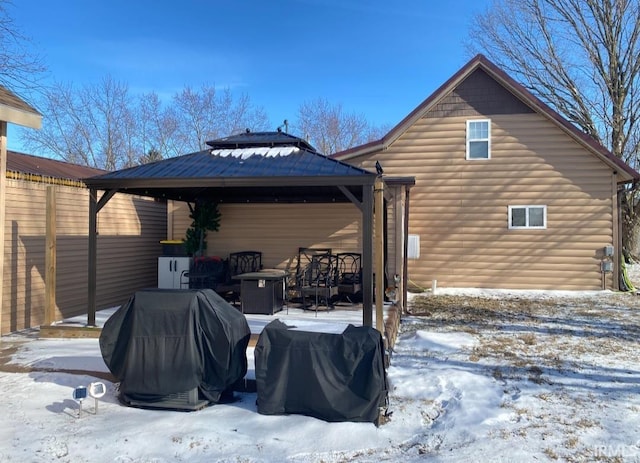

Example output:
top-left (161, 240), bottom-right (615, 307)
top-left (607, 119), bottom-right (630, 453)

top-left (1, 285), bottom-right (640, 462)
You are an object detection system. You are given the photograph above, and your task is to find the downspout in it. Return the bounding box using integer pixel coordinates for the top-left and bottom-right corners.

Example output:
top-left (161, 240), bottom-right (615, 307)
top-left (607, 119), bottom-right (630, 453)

top-left (383, 197), bottom-right (388, 290)
top-left (616, 186), bottom-right (622, 291)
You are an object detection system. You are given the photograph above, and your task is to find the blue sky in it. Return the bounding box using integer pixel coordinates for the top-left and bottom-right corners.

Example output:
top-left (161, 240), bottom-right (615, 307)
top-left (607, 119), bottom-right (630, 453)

top-left (8, 0), bottom-right (491, 151)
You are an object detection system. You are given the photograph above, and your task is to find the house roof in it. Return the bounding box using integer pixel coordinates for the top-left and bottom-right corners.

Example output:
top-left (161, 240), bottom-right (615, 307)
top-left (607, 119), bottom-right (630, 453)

top-left (0, 86), bottom-right (42, 129)
top-left (7, 150), bottom-right (106, 181)
top-left (84, 131), bottom-right (378, 203)
top-left (333, 54), bottom-right (639, 183)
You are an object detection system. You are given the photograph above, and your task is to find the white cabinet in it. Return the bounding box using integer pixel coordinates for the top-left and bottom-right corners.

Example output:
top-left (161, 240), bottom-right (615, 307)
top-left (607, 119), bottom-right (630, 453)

top-left (158, 257), bottom-right (191, 289)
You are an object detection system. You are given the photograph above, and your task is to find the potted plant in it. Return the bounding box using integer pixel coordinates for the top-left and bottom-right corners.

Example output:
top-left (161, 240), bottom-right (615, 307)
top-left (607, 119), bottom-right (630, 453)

top-left (184, 199), bottom-right (221, 257)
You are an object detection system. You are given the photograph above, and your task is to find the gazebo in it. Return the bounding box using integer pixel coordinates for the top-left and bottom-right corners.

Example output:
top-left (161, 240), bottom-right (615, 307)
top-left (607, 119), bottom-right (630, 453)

top-left (84, 131), bottom-right (414, 332)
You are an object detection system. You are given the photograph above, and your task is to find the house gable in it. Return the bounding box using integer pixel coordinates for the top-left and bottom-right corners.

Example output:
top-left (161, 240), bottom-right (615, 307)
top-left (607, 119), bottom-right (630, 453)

top-left (335, 55), bottom-right (637, 184)
top-left (426, 68), bottom-right (534, 119)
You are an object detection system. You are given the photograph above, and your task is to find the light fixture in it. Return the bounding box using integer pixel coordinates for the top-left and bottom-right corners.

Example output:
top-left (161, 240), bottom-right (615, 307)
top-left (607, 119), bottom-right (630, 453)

top-left (72, 386), bottom-right (88, 418)
top-left (89, 382), bottom-right (106, 399)
top-left (72, 382), bottom-right (106, 417)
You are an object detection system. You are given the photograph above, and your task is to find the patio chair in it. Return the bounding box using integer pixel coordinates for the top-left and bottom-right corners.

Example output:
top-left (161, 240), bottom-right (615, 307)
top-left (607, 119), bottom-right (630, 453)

top-left (336, 252), bottom-right (362, 304)
top-left (284, 248), bottom-right (332, 310)
top-left (216, 251), bottom-right (262, 303)
top-left (296, 247), bottom-right (332, 274)
top-left (299, 252), bottom-right (339, 315)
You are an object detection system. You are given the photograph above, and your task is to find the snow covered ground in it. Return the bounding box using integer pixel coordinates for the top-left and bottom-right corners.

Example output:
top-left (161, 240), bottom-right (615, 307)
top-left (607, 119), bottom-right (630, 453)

top-left (2, 277), bottom-right (640, 462)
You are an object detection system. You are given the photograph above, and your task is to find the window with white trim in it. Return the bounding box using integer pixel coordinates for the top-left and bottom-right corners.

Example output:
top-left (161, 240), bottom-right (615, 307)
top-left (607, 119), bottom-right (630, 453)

top-left (466, 119), bottom-right (491, 160)
top-left (508, 205), bottom-right (547, 229)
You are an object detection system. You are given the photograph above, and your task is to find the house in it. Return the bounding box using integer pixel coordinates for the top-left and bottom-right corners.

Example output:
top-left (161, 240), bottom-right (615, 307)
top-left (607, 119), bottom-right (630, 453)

top-left (1, 150), bottom-right (167, 335)
top-left (333, 54), bottom-right (639, 291)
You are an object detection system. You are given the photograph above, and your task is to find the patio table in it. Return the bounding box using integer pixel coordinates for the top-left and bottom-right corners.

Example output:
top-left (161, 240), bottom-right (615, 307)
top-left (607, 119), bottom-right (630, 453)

top-left (237, 270), bottom-right (286, 315)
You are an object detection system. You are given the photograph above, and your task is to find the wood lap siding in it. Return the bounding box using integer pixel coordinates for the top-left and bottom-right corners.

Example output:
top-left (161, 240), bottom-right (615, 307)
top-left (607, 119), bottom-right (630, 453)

top-left (353, 111), bottom-right (615, 291)
top-left (3, 180), bottom-right (166, 334)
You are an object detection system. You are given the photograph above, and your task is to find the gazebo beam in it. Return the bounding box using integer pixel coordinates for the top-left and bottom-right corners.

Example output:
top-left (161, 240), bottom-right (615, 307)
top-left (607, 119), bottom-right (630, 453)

top-left (338, 185), bottom-right (363, 212)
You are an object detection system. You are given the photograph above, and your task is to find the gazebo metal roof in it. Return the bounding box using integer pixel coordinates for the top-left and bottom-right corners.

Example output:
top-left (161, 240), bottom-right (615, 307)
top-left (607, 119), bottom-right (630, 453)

top-left (206, 130), bottom-right (316, 150)
top-left (84, 131), bottom-right (376, 203)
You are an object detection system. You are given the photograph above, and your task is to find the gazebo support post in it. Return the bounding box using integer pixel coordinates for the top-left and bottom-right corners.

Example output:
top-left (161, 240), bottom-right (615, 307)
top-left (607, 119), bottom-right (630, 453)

top-left (87, 188), bottom-right (117, 327)
top-left (88, 189), bottom-right (97, 327)
top-left (44, 186), bottom-right (57, 325)
top-left (374, 178), bottom-right (384, 333)
top-left (362, 183), bottom-right (374, 327)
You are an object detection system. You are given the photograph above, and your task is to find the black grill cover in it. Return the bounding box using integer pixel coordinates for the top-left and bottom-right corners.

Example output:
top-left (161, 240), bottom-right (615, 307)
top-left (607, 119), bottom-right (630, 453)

top-left (255, 319), bottom-right (387, 423)
top-left (100, 289), bottom-right (250, 405)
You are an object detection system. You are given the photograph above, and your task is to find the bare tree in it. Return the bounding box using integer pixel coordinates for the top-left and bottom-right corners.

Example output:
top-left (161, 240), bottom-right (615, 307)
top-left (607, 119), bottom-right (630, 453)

top-left (172, 85), bottom-right (218, 153)
top-left (22, 79), bottom-right (271, 169)
top-left (217, 91), bottom-right (271, 141)
top-left (173, 85), bottom-right (270, 152)
top-left (21, 76), bottom-right (139, 170)
top-left (0, 0), bottom-right (46, 95)
top-left (138, 91), bottom-right (181, 158)
top-left (468, 0), bottom-right (640, 259)
top-left (294, 98), bottom-right (388, 155)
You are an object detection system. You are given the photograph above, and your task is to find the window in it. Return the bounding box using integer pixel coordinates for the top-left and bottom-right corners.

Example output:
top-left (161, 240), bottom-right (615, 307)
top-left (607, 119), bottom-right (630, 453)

top-left (466, 119), bottom-right (491, 160)
top-left (508, 205), bottom-right (547, 229)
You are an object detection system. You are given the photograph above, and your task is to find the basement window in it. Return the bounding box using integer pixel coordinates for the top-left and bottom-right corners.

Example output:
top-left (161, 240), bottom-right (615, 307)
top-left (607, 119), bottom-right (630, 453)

top-left (509, 205), bottom-right (547, 229)
top-left (466, 119), bottom-right (491, 160)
